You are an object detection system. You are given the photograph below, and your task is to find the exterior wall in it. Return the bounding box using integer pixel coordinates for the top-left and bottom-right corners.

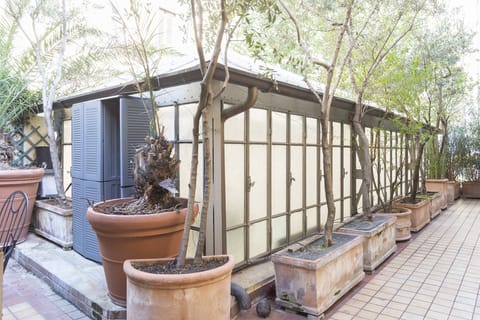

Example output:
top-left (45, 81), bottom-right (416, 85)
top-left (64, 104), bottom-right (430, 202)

top-left (49, 80), bottom-right (413, 268)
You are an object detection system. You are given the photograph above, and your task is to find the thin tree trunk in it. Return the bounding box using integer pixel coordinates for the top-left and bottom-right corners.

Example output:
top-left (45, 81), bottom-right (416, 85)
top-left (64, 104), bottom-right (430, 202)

top-left (194, 103), bottom-right (212, 261)
top-left (410, 141), bottom-right (426, 201)
top-left (321, 116), bottom-right (335, 246)
top-left (352, 97), bottom-right (372, 220)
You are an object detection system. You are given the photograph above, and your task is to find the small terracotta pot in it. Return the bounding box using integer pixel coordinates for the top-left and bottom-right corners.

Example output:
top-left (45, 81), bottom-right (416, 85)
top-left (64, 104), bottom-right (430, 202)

top-left (0, 168), bottom-right (44, 241)
top-left (124, 255), bottom-right (234, 320)
top-left (87, 198), bottom-right (197, 306)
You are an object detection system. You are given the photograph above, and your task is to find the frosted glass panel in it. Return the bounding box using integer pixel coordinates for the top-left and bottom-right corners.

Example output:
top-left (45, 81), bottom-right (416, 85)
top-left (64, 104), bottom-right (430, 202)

top-left (290, 211), bottom-right (303, 241)
top-left (157, 106), bottom-right (175, 140)
top-left (272, 146), bottom-right (286, 214)
top-left (290, 146), bottom-right (303, 211)
top-left (332, 122), bottom-right (341, 145)
top-left (332, 147), bottom-right (342, 199)
top-left (306, 147), bottom-right (317, 206)
top-left (344, 198), bottom-right (351, 219)
top-left (344, 147), bottom-right (351, 198)
top-left (319, 152), bottom-right (325, 203)
top-left (306, 207), bottom-right (317, 234)
top-left (227, 228), bottom-right (244, 265)
top-left (306, 117), bottom-right (317, 144)
top-left (290, 115), bottom-right (303, 144)
top-left (225, 144), bottom-right (245, 227)
top-left (179, 103), bottom-right (197, 140)
top-left (179, 143), bottom-right (203, 200)
top-left (334, 201), bottom-right (341, 222)
top-left (343, 124), bottom-right (351, 146)
top-left (272, 112), bottom-right (286, 143)
top-left (249, 108), bottom-right (267, 142)
top-left (249, 145), bottom-right (267, 220)
top-left (63, 144), bottom-right (72, 198)
top-left (249, 221), bottom-right (267, 258)
top-left (272, 216), bottom-right (287, 249)
top-left (63, 120), bottom-right (72, 143)
top-left (320, 205), bottom-right (328, 227)
top-left (224, 111), bottom-right (244, 141)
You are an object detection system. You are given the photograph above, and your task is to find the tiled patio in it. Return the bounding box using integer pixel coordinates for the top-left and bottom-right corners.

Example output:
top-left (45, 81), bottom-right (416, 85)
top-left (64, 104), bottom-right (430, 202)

top-left (3, 198), bottom-right (480, 320)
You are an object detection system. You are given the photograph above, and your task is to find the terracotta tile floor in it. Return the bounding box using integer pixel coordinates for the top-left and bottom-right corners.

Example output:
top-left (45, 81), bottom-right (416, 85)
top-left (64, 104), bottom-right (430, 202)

top-left (2, 259), bottom-right (90, 320)
top-left (3, 199), bottom-right (480, 319)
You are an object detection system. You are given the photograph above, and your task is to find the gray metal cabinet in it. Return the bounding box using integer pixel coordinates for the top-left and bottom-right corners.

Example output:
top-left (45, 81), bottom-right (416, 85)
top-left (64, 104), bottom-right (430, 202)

top-left (71, 97), bottom-right (149, 262)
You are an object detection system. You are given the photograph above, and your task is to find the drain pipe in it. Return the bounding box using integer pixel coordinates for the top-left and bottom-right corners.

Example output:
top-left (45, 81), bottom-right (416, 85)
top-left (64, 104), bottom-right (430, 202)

top-left (231, 282), bottom-right (251, 310)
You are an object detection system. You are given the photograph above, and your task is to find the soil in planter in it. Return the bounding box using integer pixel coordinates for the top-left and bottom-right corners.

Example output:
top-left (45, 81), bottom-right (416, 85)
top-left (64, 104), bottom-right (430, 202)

top-left (134, 257), bottom-right (229, 275)
top-left (397, 194), bottom-right (429, 204)
top-left (377, 207), bottom-right (406, 214)
top-left (284, 233), bottom-right (357, 261)
top-left (41, 198), bottom-right (72, 209)
top-left (93, 197), bottom-right (187, 215)
top-left (342, 215), bottom-right (390, 231)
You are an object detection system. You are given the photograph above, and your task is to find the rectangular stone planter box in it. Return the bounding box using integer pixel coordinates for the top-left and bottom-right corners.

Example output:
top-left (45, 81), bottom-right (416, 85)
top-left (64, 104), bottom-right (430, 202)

top-left (429, 192), bottom-right (442, 219)
top-left (393, 197), bottom-right (430, 232)
top-left (462, 182), bottom-right (480, 198)
top-left (376, 207), bottom-right (412, 242)
top-left (272, 233), bottom-right (364, 319)
top-left (425, 179), bottom-right (448, 209)
top-left (446, 181), bottom-right (460, 205)
top-left (338, 215), bottom-right (396, 272)
top-left (33, 199), bottom-right (73, 249)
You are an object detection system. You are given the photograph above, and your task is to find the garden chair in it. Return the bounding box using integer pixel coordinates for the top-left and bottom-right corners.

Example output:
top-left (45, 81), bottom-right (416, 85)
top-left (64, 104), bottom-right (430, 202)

top-left (0, 190), bottom-right (28, 272)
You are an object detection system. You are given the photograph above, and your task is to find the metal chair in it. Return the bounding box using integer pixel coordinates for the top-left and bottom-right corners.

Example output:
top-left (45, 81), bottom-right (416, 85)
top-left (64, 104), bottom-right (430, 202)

top-left (0, 190), bottom-right (28, 272)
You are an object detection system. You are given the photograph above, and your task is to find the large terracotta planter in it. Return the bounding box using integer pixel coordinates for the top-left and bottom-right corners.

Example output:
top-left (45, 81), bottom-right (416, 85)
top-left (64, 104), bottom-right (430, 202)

top-left (376, 206), bottom-right (412, 242)
top-left (393, 197), bottom-right (430, 232)
top-left (87, 197), bottom-right (197, 306)
top-left (446, 181), bottom-right (460, 205)
top-left (272, 233), bottom-right (364, 319)
top-left (462, 181), bottom-right (480, 198)
top-left (429, 192), bottom-right (442, 219)
top-left (124, 255), bottom-right (234, 320)
top-left (0, 168), bottom-right (44, 241)
top-left (338, 215), bottom-right (396, 272)
top-left (425, 179), bottom-right (448, 209)
top-left (33, 199), bottom-right (72, 249)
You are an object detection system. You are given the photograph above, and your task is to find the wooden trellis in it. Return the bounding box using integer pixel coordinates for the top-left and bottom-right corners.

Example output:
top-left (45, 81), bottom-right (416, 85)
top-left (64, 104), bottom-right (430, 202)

top-left (10, 124), bottom-right (48, 167)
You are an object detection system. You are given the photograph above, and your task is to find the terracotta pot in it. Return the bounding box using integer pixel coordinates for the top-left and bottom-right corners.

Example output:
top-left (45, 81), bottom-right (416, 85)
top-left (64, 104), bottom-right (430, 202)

top-left (461, 181), bottom-right (480, 198)
top-left (425, 179), bottom-right (448, 209)
top-left (272, 233), bottom-right (364, 318)
top-left (338, 214), bottom-right (396, 272)
top-left (393, 197), bottom-right (430, 232)
top-left (87, 198), bottom-right (198, 306)
top-left (33, 199), bottom-right (72, 249)
top-left (0, 168), bottom-right (44, 241)
top-left (124, 255), bottom-right (234, 320)
top-left (377, 206), bottom-right (412, 241)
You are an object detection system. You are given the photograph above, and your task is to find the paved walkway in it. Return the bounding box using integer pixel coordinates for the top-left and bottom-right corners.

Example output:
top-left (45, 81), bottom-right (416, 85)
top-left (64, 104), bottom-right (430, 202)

top-left (3, 199), bottom-right (480, 319)
top-left (2, 259), bottom-right (89, 320)
top-left (326, 199), bottom-right (480, 320)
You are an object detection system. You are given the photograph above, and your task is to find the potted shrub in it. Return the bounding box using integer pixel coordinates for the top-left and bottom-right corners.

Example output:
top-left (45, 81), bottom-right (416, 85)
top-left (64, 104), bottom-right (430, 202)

top-left (247, 2), bottom-right (369, 318)
top-left (7, 0), bottom-right (76, 248)
top-left (371, 137), bottom-right (412, 242)
top-left (122, 1), bottom-right (236, 318)
top-left (339, 129), bottom-right (397, 271)
top-left (445, 126), bottom-right (466, 203)
top-left (0, 17), bottom-right (44, 242)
